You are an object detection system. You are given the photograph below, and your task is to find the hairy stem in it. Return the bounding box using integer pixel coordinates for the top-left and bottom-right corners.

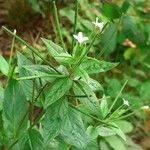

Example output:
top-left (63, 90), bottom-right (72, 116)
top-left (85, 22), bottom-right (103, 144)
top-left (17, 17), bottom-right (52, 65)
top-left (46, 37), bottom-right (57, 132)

top-left (107, 80), bottom-right (128, 115)
top-left (9, 29), bottom-right (16, 68)
top-left (72, 0), bottom-right (78, 50)
top-left (53, 1), bottom-right (66, 52)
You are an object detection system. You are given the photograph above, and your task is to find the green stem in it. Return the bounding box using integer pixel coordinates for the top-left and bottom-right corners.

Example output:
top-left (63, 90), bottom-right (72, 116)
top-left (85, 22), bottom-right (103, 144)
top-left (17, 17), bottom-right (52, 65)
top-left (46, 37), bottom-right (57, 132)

top-left (69, 103), bottom-right (105, 124)
top-left (75, 80), bottom-right (94, 104)
top-left (107, 80), bottom-right (128, 115)
top-left (17, 111), bottom-right (28, 134)
top-left (97, 136), bottom-right (101, 150)
top-left (9, 108), bottom-right (45, 149)
top-left (114, 112), bottom-right (134, 120)
top-left (8, 139), bottom-right (18, 150)
top-left (67, 94), bottom-right (87, 98)
top-left (2, 26), bottom-right (61, 74)
top-left (107, 104), bottom-right (131, 120)
top-left (29, 52), bottom-right (36, 125)
top-left (108, 104), bottom-right (124, 119)
top-left (9, 29), bottom-right (16, 68)
top-left (16, 74), bottom-right (67, 80)
top-left (30, 79), bottom-right (35, 125)
top-left (53, 1), bottom-right (66, 52)
top-left (34, 83), bottom-right (48, 102)
top-left (7, 61), bottom-right (17, 82)
top-left (29, 110), bottom-right (45, 129)
top-left (9, 110), bottom-right (45, 149)
top-left (7, 29), bottom-right (16, 81)
top-left (73, 43), bottom-right (85, 61)
top-left (38, 78), bottom-right (46, 104)
top-left (72, 0), bottom-right (78, 50)
top-left (69, 103), bottom-right (117, 128)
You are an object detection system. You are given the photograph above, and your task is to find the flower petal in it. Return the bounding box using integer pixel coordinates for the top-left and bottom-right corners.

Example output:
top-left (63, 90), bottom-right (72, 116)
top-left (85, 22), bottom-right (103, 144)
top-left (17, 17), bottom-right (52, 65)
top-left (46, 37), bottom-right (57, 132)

top-left (73, 32), bottom-right (88, 44)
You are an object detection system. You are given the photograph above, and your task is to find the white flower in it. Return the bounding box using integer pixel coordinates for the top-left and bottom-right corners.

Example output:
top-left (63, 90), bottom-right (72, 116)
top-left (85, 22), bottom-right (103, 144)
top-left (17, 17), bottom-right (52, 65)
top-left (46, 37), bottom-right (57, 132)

top-left (123, 98), bottom-right (129, 106)
top-left (92, 17), bottom-right (104, 31)
top-left (73, 32), bottom-right (89, 44)
top-left (141, 105), bottom-right (149, 110)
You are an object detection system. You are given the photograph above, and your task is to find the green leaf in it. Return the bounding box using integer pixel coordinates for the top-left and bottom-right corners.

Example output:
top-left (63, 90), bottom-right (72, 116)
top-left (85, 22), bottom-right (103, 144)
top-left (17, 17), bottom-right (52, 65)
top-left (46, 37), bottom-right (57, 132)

top-left (100, 23), bottom-right (118, 54)
top-left (73, 80), bottom-right (99, 114)
top-left (28, 129), bottom-right (44, 150)
top-left (109, 122), bottom-right (126, 141)
top-left (102, 3), bottom-right (121, 20)
top-left (85, 141), bottom-right (99, 150)
top-left (100, 99), bottom-right (109, 119)
top-left (2, 80), bottom-right (28, 138)
top-left (44, 77), bottom-right (72, 108)
top-left (121, 0), bottom-right (130, 13)
top-left (15, 133), bottom-right (30, 150)
top-left (88, 78), bottom-right (104, 92)
top-left (105, 136), bottom-right (126, 150)
top-left (139, 81), bottom-right (150, 101)
top-left (0, 55), bottom-right (9, 76)
top-left (86, 125), bottom-right (99, 140)
top-left (74, 67), bottom-right (89, 82)
top-left (0, 111), bottom-right (5, 145)
top-left (115, 120), bottom-right (133, 134)
top-left (98, 126), bottom-right (116, 137)
top-left (100, 140), bottom-right (110, 150)
top-left (42, 38), bottom-right (64, 57)
top-left (106, 78), bottom-right (122, 98)
top-left (20, 129), bottom-right (44, 150)
top-left (81, 57), bottom-right (118, 74)
top-left (112, 128), bottom-right (126, 141)
top-left (23, 65), bottom-right (58, 82)
top-left (122, 16), bottom-right (138, 40)
top-left (0, 111), bottom-right (3, 131)
top-left (60, 107), bottom-right (89, 149)
top-left (43, 98), bottom-right (68, 143)
top-left (0, 86), bottom-right (4, 110)
top-left (28, 0), bottom-right (43, 14)
top-left (17, 52), bottom-right (34, 100)
top-left (24, 65), bottom-right (57, 76)
top-left (43, 140), bottom-right (69, 150)
top-left (123, 48), bottom-right (135, 60)
top-left (96, 123), bottom-right (126, 141)
top-left (54, 53), bottom-right (74, 65)
top-left (127, 77), bottom-right (140, 88)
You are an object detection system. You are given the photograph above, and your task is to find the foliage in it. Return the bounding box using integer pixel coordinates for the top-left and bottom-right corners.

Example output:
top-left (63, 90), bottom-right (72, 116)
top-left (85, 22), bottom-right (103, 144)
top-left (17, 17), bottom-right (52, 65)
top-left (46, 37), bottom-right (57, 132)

top-left (0, 0), bottom-right (150, 149)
